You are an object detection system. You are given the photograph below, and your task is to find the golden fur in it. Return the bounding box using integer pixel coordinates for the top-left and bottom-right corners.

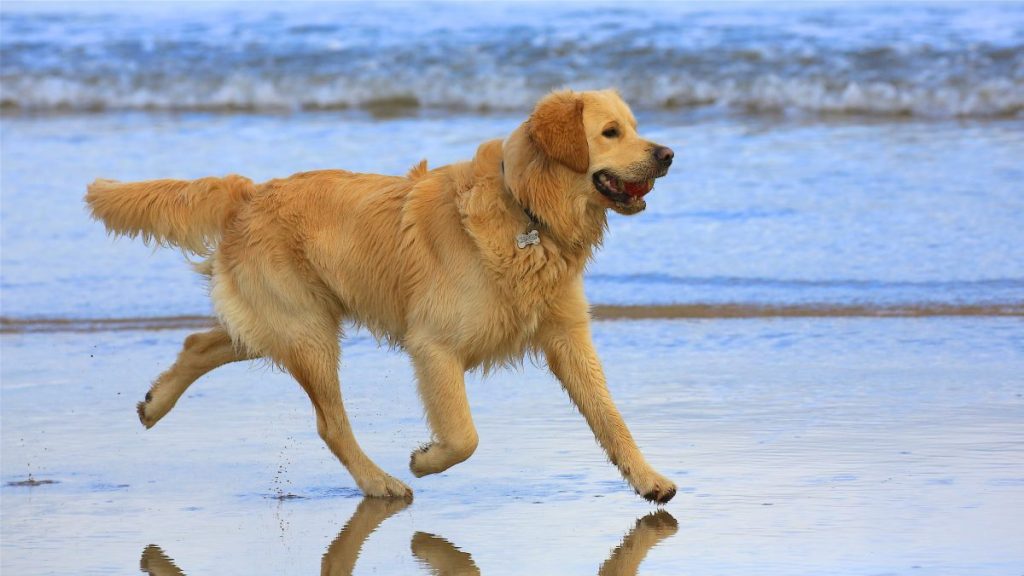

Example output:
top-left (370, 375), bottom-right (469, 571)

top-left (86, 89), bottom-right (676, 503)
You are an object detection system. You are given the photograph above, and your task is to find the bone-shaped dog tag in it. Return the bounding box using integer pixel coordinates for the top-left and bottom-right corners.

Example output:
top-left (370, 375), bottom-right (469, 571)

top-left (516, 229), bottom-right (540, 249)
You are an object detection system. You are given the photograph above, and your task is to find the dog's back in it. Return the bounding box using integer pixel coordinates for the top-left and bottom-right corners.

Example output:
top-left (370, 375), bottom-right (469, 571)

top-left (87, 166), bottom-right (469, 353)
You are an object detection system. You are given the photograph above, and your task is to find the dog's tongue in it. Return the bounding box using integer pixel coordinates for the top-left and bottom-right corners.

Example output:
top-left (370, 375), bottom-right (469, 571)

top-left (624, 179), bottom-right (653, 198)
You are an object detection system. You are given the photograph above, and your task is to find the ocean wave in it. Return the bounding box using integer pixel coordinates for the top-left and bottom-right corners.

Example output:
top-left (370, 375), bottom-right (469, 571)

top-left (2, 74), bottom-right (1022, 118)
top-left (2, 2), bottom-right (1023, 118)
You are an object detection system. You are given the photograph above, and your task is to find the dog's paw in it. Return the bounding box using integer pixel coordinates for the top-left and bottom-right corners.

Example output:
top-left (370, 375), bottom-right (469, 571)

top-left (631, 471), bottom-right (677, 505)
top-left (409, 443), bottom-right (436, 478)
top-left (137, 398), bottom-right (156, 429)
top-left (409, 438), bottom-right (477, 478)
top-left (358, 473), bottom-right (414, 502)
top-left (137, 390), bottom-right (167, 429)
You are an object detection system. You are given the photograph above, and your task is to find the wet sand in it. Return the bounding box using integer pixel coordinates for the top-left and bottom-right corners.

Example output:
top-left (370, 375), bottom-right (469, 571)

top-left (4, 303), bottom-right (1023, 334)
top-left (2, 317), bottom-right (1022, 575)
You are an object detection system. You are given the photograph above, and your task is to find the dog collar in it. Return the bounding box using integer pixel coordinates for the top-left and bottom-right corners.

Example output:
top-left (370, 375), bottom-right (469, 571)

top-left (501, 161), bottom-right (541, 249)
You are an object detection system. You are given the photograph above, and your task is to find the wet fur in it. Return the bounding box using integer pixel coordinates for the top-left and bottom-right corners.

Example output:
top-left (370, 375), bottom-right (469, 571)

top-left (86, 89), bottom-right (676, 503)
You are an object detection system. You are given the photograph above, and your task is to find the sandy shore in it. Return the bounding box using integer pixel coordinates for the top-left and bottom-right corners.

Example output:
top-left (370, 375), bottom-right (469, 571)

top-left (2, 317), bottom-right (1022, 574)
top-left (3, 303), bottom-right (1022, 334)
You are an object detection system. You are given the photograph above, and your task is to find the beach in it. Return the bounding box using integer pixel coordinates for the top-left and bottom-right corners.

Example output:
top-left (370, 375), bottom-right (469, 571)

top-left (3, 318), bottom-right (1023, 575)
top-left (2, 2), bottom-right (1023, 574)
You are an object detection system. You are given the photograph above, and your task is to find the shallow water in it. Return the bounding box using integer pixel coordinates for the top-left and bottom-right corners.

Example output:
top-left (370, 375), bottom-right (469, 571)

top-left (2, 111), bottom-right (1022, 321)
top-left (2, 318), bottom-right (1023, 574)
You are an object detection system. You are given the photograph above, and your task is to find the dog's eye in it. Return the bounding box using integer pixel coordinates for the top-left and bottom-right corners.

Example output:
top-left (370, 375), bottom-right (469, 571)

top-left (602, 127), bottom-right (620, 138)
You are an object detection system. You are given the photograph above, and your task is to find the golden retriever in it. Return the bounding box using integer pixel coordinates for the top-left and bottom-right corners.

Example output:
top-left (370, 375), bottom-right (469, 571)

top-left (86, 89), bottom-right (676, 503)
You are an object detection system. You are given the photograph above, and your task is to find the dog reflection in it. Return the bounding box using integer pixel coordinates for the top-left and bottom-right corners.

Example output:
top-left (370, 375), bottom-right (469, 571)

top-left (322, 498), bottom-right (412, 576)
top-left (597, 512), bottom-right (678, 576)
top-left (140, 544), bottom-right (186, 576)
top-left (409, 532), bottom-right (480, 576)
top-left (141, 499), bottom-right (677, 576)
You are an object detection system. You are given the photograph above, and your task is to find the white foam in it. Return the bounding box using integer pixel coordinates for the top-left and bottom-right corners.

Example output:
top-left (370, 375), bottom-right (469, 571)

top-left (3, 74), bottom-right (1021, 118)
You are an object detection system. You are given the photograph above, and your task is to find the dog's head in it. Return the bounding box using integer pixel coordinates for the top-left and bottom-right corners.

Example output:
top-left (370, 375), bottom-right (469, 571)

top-left (504, 90), bottom-right (673, 219)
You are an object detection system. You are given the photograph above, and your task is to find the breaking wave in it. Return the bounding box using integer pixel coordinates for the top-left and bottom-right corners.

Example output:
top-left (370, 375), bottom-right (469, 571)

top-left (2, 74), bottom-right (1022, 117)
top-left (1, 2), bottom-right (1022, 118)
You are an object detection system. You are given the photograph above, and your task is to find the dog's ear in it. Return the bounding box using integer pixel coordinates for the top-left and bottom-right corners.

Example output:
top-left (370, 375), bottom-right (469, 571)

top-left (527, 91), bottom-right (589, 174)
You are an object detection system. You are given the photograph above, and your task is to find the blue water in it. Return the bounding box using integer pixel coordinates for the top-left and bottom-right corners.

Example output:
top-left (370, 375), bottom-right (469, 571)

top-left (1, 2), bottom-right (1023, 320)
top-left (2, 1), bottom-right (1023, 116)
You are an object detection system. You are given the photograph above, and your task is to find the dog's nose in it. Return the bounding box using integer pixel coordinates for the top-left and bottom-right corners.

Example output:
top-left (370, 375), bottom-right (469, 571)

top-left (653, 146), bottom-right (674, 166)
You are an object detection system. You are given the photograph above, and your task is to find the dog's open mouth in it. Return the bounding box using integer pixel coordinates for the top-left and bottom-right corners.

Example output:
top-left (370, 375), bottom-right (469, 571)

top-left (593, 170), bottom-right (655, 214)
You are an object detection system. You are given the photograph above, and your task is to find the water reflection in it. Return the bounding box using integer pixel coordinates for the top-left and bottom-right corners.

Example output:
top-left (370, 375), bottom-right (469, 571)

top-left (598, 512), bottom-right (678, 576)
top-left (410, 531), bottom-right (481, 576)
top-left (140, 499), bottom-right (677, 575)
top-left (140, 545), bottom-right (186, 576)
top-left (322, 498), bottom-right (412, 576)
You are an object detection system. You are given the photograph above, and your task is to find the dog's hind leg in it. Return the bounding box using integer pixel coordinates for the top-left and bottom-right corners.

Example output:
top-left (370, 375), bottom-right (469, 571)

top-left (408, 343), bottom-right (478, 477)
top-left (282, 334), bottom-right (413, 501)
top-left (138, 326), bottom-right (256, 428)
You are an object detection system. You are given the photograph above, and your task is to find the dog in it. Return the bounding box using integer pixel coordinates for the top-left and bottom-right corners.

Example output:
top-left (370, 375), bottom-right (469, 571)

top-left (86, 89), bottom-right (676, 503)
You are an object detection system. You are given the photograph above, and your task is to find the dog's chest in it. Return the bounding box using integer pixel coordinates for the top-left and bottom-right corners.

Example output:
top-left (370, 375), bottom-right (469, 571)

top-left (454, 245), bottom-right (580, 363)
top-left (456, 289), bottom-right (549, 367)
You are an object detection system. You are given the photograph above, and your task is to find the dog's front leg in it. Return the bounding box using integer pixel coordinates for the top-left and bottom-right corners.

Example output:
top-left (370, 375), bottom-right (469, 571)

top-left (409, 342), bottom-right (479, 477)
top-left (541, 320), bottom-right (676, 504)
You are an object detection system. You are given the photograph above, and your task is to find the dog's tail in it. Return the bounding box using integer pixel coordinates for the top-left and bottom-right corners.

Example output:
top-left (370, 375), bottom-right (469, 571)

top-left (85, 174), bottom-right (255, 254)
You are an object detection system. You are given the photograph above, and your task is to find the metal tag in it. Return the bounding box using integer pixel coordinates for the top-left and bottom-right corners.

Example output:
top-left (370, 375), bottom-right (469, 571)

top-left (516, 229), bottom-right (540, 249)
